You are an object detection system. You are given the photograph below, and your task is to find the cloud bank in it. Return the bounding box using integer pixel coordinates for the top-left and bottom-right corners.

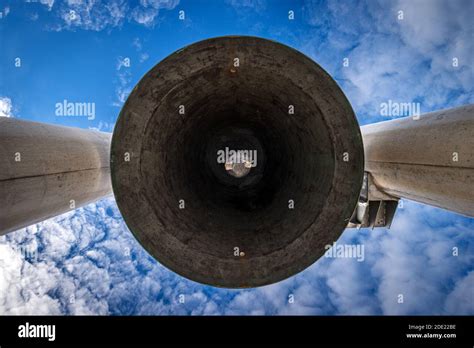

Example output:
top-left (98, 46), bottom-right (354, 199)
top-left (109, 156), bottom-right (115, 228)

top-left (0, 198), bottom-right (472, 315)
top-left (299, 0), bottom-right (473, 124)
top-left (30, 0), bottom-right (180, 30)
top-left (0, 97), bottom-right (13, 117)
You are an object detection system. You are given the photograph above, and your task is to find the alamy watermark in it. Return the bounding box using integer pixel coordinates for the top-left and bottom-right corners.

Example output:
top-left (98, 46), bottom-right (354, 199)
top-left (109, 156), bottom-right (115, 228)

top-left (217, 147), bottom-right (258, 168)
top-left (380, 99), bottom-right (420, 119)
top-left (324, 242), bottom-right (365, 262)
top-left (55, 99), bottom-right (95, 120)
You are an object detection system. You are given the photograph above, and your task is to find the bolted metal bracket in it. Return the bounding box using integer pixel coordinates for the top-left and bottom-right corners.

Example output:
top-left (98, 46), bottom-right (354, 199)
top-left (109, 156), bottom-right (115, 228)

top-left (347, 172), bottom-right (399, 229)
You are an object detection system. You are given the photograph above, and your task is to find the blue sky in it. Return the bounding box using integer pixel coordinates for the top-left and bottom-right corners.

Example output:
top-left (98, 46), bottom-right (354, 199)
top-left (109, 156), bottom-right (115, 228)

top-left (0, 0), bottom-right (473, 315)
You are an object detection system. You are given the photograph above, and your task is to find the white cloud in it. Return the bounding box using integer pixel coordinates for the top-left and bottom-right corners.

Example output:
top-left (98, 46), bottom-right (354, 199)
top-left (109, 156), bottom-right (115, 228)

top-left (0, 97), bottom-right (13, 117)
top-left (56, 0), bottom-right (128, 31)
top-left (25, 0), bottom-right (54, 12)
top-left (112, 55), bottom-right (134, 106)
top-left (139, 53), bottom-right (149, 63)
top-left (299, 0), bottom-right (473, 123)
top-left (88, 121), bottom-right (114, 132)
top-left (31, 0), bottom-right (179, 30)
top-left (132, 37), bottom-right (142, 51)
top-left (131, 38), bottom-right (150, 63)
top-left (444, 271), bottom-right (474, 314)
top-left (1, 197), bottom-right (471, 315)
top-left (0, 244), bottom-right (62, 315)
top-left (2, 6), bottom-right (10, 17)
top-left (112, 69), bottom-right (132, 107)
top-left (226, 0), bottom-right (267, 13)
top-left (39, 0), bottom-right (55, 11)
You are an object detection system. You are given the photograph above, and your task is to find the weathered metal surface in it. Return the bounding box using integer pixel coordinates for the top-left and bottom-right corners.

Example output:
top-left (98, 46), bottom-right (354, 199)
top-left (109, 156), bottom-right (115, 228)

top-left (111, 36), bottom-right (364, 288)
top-left (361, 104), bottom-right (474, 217)
top-left (0, 118), bottom-right (112, 235)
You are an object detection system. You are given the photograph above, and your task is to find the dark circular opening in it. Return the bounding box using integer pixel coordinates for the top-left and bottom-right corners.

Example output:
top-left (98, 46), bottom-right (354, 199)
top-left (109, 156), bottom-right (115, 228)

top-left (140, 68), bottom-right (334, 258)
top-left (111, 36), bottom-right (364, 287)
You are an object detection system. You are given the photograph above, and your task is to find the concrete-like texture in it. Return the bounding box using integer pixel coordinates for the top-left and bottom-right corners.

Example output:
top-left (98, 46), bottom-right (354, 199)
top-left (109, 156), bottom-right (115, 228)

top-left (0, 118), bottom-right (112, 235)
top-left (362, 104), bottom-right (474, 217)
top-left (111, 36), bottom-right (364, 288)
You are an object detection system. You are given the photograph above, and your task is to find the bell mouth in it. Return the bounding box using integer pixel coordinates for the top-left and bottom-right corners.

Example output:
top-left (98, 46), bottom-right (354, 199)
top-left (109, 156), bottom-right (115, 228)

top-left (111, 36), bottom-right (364, 288)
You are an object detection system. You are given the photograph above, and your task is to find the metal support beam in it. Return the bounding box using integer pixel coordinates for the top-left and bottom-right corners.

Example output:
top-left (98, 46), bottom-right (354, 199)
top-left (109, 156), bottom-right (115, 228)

top-left (0, 118), bottom-right (112, 235)
top-left (361, 104), bottom-right (474, 217)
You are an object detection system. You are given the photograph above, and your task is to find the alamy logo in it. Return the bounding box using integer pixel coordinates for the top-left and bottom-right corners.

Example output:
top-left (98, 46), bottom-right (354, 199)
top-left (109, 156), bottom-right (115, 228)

top-left (55, 99), bottom-right (95, 120)
top-left (324, 242), bottom-right (365, 262)
top-left (18, 322), bottom-right (56, 341)
top-left (380, 99), bottom-right (420, 119)
top-left (216, 147), bottom-right (257, 167)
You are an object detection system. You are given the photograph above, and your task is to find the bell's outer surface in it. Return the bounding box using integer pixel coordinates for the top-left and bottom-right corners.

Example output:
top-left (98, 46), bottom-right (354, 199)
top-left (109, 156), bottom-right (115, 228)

top-left (111, 36), bottom-right (364, 288)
